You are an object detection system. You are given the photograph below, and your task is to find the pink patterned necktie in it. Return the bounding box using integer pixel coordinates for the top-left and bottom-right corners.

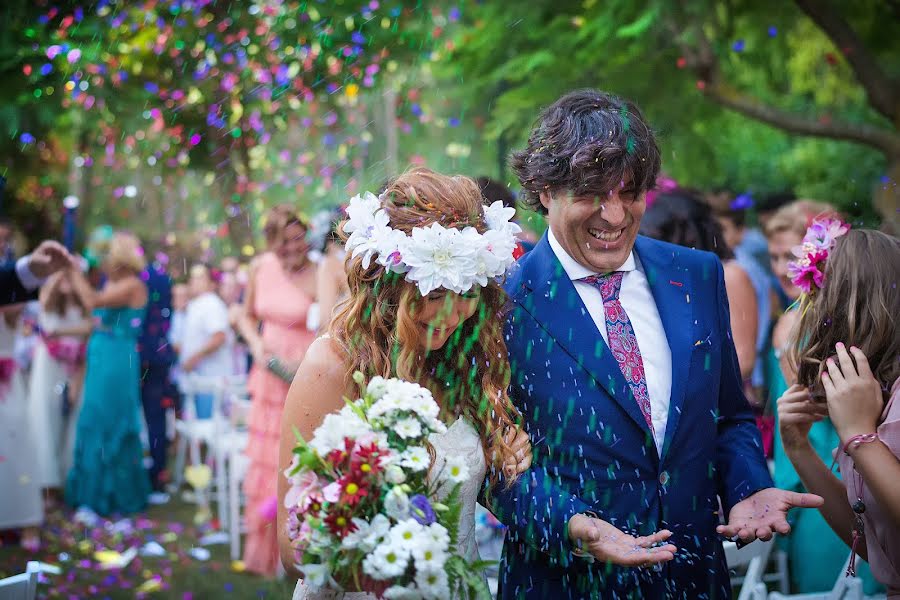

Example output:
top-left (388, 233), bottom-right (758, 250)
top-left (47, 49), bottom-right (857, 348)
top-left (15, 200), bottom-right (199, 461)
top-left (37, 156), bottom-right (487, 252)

top-left (581, 271), bottom-right (654, 434)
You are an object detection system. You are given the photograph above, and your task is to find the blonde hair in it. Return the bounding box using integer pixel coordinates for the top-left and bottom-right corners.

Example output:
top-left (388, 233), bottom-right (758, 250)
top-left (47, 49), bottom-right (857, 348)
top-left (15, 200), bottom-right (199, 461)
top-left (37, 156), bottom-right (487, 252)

top-left (263, 204), bottom-right (305, 249)
top-left (764, 200), bottom-right (839, 238)
top-left (104, 232), bottom-right (146, 273)
top-left (329, 168), bottom-right (522, 491)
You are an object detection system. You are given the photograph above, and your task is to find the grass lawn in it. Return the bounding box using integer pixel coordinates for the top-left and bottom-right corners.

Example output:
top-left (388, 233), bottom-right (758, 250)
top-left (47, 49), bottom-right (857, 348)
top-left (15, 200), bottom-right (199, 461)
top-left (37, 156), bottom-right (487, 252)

top-left (0, 494), bottom-right (295, 599)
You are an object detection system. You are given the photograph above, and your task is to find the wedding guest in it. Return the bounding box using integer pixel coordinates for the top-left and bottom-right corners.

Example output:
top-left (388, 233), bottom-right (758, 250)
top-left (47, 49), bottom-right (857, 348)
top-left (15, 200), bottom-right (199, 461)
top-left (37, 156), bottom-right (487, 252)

top-left (708, 191), bottom-right (775, 395)
top-left (236, 206), bottom-right (317, 576)
top-left (218, 269), bottom-right (249, 376)
top-left (1, 240), bottom-right (74, 306)
top-left (138, 258), bottom-right (176, 491)
top-left (640, 189), bottom-right (759, 382)
top-left (27, 272), bottom-right (91, 496)
top-left (0, 306), bottom-right (43, 551)
top-left (181, 264), bottom-right (233, 418)
top-left (310, 208), bottom-right (348, 334)
top-left (766, 201), bottom-right (879, 593)
top-left (779, 226), bottom-right (899, 595)
top-left (65, 232), bottom-right (151, 515)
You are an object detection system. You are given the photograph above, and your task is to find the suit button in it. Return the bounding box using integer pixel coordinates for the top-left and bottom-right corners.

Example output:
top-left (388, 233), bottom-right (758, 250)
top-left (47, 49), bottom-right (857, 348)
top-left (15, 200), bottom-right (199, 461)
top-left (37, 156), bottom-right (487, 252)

top-left (658, 471), bottom-right (670, 485)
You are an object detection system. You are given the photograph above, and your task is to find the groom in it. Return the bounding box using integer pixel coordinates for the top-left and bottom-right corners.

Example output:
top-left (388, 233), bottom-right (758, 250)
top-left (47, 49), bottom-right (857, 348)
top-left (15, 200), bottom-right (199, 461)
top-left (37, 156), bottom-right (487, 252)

top-left (491, 89), bottom-right (821, 598)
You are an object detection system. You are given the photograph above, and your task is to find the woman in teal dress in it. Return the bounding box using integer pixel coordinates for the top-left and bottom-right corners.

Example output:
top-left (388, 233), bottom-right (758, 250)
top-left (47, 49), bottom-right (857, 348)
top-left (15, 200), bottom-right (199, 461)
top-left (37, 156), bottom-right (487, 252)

top-left (65, 232), bottom-right (151, 515)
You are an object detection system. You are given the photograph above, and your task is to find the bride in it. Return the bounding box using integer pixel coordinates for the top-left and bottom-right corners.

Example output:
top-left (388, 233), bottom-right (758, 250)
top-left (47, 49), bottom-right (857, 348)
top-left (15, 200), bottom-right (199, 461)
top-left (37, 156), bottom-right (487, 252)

top-left (277, 168), bottom-right (675, 599)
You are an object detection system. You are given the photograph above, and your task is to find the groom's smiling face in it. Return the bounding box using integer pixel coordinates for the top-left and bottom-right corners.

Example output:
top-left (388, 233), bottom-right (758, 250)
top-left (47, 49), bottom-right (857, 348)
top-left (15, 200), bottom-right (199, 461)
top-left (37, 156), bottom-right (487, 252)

top-left (541, 180), bottom-right (646, 273)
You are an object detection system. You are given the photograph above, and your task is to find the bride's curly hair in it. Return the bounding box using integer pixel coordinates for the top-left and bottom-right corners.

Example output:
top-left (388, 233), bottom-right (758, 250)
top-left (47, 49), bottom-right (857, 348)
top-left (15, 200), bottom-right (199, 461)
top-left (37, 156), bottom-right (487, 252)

top-left (329, 167), bottom-right (522, 490)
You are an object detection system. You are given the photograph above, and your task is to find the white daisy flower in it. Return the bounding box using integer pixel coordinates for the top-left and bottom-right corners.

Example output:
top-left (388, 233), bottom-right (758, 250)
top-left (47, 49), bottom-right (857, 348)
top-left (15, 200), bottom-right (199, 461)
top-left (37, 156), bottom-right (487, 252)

top-left (308, 405), bottom-right (372, 456)
top-left (423, 523), bottom-right (450, 549)
top-left (411, 539), bottom-right (448, 572)
top-left (389, 519), bottom-right (426, 549)
top-left (400, 446), bottom-right (430, 472)
top-left (414, 567), bottom-right (450, 600)
top-left (395, 417), bottom-right (423, 439)
top-left (441, 455), bottom-right (470, 484)
top-left (362, 542), bottom-right (409, 580)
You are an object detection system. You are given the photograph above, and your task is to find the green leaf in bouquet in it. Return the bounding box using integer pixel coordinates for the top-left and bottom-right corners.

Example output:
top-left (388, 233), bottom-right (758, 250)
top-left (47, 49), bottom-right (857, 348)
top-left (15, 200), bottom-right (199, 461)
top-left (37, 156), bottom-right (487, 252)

top-left (437, 483), bottom-right (463, 547)
top-left (344, 396), bottom-right (369, 423)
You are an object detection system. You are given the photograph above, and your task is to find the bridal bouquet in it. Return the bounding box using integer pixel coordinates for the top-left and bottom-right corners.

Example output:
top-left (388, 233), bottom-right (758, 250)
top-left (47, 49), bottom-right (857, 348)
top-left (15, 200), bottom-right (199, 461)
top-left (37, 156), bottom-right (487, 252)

top-left (284, 373), bottom-right (491, 599)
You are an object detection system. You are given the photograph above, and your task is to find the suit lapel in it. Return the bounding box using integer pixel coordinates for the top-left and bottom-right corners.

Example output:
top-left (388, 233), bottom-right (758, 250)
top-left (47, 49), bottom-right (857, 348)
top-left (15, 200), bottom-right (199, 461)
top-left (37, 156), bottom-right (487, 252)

top-left (513, 235), bottom-right (654, 440)
top-left (633, 236), bottom-right (694, 460)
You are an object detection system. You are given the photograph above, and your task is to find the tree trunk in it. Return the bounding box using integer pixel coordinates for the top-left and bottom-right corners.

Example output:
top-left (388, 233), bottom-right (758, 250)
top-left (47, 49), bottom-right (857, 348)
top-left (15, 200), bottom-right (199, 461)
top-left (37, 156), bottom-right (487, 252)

top-left (875, 156), bottom-right (899, 233)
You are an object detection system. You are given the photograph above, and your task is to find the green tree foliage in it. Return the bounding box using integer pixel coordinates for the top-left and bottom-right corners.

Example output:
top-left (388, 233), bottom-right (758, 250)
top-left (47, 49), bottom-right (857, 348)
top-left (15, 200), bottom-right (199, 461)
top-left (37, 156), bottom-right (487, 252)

top-left (440, 0), bottom-right (899, 223)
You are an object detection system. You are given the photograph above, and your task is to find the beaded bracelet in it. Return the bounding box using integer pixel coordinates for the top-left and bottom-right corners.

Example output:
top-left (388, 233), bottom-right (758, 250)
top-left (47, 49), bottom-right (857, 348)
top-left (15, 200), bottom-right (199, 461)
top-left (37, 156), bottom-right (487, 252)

top-left (843, 433), bottom-right (879, 455)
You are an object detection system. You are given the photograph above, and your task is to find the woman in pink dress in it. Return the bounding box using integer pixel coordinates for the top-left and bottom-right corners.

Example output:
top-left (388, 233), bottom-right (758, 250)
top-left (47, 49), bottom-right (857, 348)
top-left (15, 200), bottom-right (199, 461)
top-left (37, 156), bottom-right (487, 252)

top-left (237, 206), bottom-right (318, 576)
top-left (778, 227), bottom-right (900, 596)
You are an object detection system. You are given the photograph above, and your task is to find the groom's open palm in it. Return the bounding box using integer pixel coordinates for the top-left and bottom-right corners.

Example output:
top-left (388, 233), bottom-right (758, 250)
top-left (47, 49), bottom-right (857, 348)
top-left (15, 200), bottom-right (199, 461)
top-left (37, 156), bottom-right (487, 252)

top-left (717, 487), bottom-right (824, 543)
top-left (569, 515), bottom-right (677, 567)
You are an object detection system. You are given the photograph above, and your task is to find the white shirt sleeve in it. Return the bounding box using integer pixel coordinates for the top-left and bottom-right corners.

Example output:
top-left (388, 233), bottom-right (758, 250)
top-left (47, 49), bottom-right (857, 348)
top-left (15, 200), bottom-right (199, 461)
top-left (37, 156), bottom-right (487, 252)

top-left (15, 255), bottom-right (45, 291)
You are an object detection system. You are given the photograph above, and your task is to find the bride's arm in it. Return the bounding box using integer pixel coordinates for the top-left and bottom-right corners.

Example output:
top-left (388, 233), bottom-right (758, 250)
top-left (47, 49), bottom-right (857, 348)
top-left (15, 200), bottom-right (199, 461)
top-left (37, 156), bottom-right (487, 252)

top-left (277, 336), bottom-right (351, 579)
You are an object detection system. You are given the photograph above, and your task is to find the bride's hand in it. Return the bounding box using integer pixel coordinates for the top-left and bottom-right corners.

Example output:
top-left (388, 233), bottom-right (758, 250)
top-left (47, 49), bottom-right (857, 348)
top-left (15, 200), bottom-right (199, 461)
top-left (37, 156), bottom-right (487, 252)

top-left (568, 514), bottom-right (677, 567)
top-left (502, 427), bottom-right (532, 476)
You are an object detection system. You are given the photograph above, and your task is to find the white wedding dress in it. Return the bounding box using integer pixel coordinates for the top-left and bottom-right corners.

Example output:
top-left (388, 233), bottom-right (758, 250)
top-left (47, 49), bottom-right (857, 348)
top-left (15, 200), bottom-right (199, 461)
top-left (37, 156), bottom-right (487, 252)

top-left (292, 416), bottom-right (487, 600)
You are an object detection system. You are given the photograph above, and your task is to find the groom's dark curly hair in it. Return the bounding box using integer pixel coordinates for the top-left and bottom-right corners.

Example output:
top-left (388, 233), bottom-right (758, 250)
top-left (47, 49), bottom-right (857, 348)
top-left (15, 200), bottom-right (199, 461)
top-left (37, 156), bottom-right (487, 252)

top-left (511, 88), bottom-right (661, 215)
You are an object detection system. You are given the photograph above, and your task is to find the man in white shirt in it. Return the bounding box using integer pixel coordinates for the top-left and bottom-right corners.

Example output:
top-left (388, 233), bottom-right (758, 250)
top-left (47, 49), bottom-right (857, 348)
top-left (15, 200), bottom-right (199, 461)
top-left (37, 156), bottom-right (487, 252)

top-left (491, 89), bottom-right (821, 600)
top-left (181, 265), bottom-right (233, 378)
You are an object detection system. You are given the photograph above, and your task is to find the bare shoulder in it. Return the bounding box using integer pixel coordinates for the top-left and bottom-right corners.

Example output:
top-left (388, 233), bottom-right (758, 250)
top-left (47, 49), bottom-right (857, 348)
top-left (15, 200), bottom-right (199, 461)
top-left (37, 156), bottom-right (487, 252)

top-left (291, 335), bottom-right (350, 394)
top-left (723, 260), bottom-right (753, 290)
top-left (773, 310), bottom-right (799, 348)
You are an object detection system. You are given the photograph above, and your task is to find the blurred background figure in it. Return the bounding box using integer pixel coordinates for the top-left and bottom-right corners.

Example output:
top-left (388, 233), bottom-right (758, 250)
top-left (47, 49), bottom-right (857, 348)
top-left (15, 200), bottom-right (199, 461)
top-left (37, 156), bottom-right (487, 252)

top-left (308, 206), bottom-right (347, 334)
top-left (234, 206), bottom-right (317, 576)
top-left (27, 271), bottom-right (91, 502)
top-left (138, 254), bottom-right (176, 494)
top-left (640, 189), bottom-right (759, 386)
top-left (181, 264), bottom-right (233, 418)
top-left (0, 305), bottom-right (43, 551)
top-left (65, 231), bottom-right (151, 516)
top-left (763, 200), bottom-right (881, 594)
top-left (707, 190), bottom-right (775, 407)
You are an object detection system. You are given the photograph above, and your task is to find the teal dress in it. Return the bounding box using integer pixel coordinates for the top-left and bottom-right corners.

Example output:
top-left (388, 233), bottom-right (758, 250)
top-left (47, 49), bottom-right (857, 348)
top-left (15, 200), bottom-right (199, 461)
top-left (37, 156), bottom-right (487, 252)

top-left (65, 306), bottom-right (151, 515)
top-left (767, 348), bottom-right (882, 593)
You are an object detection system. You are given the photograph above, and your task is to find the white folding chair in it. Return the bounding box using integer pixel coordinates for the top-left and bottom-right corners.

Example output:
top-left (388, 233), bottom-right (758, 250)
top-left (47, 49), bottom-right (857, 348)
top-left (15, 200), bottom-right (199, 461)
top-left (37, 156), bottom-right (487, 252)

top-left (767, 553), bottom-right (885, 600)
top-left (0, 561), bottom-right (40, 600)
top-left (725, 540), bottom-right (773, 600)
top-left (227, 434), bottom-right (251, 561)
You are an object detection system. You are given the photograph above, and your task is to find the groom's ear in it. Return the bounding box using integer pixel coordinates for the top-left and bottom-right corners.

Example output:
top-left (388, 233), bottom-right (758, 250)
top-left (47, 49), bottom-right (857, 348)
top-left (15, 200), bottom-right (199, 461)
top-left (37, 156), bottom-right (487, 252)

top-left (538, 191), bottom-right (553, 211)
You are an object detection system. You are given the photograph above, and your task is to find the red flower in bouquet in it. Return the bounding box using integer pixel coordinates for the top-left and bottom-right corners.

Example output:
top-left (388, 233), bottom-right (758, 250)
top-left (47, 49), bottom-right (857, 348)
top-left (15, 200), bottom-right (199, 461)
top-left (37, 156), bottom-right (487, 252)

top-left (324, 505), bottom-right (358, 538)
top-left (351, 442), bottom-right (386, 478)
top-left (338, 474), bottom-right (370, 507)
top-left (326, 438), bottom-right (355, 471)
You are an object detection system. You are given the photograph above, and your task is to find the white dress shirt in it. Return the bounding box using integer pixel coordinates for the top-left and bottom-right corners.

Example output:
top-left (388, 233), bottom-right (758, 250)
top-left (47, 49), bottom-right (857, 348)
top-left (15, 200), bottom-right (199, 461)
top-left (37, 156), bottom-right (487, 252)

top-left (15, 255), bottom-right (44, 291)
top-left (182, 292), bottom-right (234, 378)
top-left (547, 229), bottom-right (673, 452)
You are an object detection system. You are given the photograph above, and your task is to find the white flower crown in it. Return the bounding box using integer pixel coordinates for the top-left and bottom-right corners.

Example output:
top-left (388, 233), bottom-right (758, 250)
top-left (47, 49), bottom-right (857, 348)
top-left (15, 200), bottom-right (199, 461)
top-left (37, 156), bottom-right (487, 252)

top-left (342, 191), bottom-right (522, 296)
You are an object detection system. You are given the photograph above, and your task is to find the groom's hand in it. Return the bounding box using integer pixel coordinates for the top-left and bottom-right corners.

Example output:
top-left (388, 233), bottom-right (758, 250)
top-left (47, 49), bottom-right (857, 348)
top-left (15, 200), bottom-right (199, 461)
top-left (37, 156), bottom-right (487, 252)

top-left (568, 514), bottom-right (677, 567)
top-left (717, 487), bottom-right (824, 543)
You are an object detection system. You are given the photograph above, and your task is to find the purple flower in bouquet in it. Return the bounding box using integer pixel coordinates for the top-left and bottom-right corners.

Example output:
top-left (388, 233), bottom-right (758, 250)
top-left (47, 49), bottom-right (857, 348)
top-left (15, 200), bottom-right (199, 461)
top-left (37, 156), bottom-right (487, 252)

top-left (787, 217), bottom-right (849, 294)
top-left (409, 495), bottom-right (436, 526)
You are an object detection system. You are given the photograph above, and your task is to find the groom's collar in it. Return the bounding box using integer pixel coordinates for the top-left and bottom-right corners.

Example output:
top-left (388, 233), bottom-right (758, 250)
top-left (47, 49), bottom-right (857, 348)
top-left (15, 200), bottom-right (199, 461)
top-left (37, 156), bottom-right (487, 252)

top-left (546, 226), bottom-right (638, 280)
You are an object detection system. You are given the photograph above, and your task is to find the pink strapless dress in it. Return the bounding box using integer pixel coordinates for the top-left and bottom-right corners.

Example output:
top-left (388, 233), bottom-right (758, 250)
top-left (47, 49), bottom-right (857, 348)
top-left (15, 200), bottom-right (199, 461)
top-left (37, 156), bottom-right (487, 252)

top-left (242, 252), bottom-right (316, 576)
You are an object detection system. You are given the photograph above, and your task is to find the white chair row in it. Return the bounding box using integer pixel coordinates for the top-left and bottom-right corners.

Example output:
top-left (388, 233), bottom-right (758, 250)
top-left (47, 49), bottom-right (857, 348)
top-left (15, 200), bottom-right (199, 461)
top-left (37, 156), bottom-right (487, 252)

top-left (727, 539), bottom-right (886, 600)
top-left (171, 374), bottom-right (250, 558)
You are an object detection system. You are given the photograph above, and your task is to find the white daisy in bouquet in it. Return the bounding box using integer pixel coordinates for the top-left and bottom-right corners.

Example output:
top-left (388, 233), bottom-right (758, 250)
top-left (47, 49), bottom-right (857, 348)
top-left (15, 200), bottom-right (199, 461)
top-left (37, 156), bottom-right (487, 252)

top-left (284, 373), bottom-right (492, 599)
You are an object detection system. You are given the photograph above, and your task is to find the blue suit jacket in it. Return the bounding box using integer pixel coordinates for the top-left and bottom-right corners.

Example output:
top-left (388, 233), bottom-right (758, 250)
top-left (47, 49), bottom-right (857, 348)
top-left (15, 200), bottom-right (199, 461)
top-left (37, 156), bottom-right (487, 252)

top-left (491, 234), bottom-right (773, 599)
top-left (0, 263), bottom-right (37, 306)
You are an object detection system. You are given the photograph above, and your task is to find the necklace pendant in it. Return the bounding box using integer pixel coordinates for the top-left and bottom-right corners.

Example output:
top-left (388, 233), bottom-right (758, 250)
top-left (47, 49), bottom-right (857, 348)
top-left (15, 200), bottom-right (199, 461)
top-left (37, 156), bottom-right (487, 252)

top-left (852, 499), bottom-right (866, 514)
